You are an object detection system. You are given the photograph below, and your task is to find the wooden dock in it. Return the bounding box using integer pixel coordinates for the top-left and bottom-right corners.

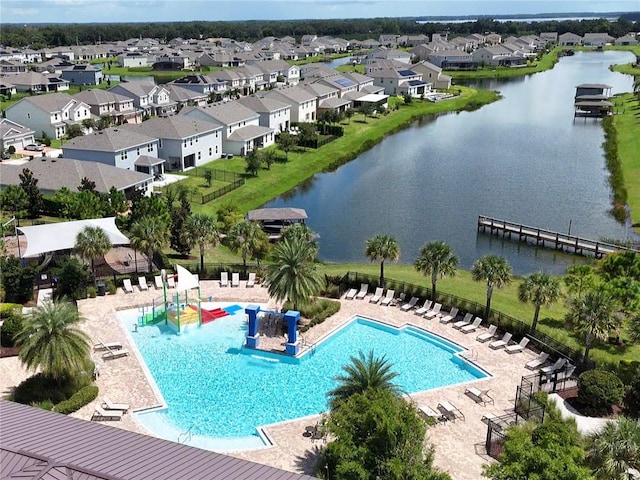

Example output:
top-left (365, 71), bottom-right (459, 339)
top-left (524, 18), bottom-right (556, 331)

top-left (477, 215), bottom-right (639, 259)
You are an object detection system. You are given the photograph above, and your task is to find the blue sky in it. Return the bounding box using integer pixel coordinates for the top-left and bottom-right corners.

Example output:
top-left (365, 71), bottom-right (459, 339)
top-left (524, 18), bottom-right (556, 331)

top-left (2, 0), bottom-right (638, 24)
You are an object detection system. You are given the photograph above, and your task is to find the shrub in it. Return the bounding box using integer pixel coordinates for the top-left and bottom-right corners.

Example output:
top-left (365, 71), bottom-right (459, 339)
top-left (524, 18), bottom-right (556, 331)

top-left (8, 145), bottom-right (16, 154)
top-left (0, 313), bottom-right (24, 347)
top-left (0, 303), bottom-right (21, 318)
top-left (13, 367), bottom-right (93, 405)
top-left (286, 298), bottom-right (341, 332)
top-left (577, 370), bottom-right (625, 415)
top-left (86, 286), bottom-right (97, 298)
top-left (53, 385), bottom-right (99, 414)
top-left (623, 365), bottom-right (640, 418)
top-left (106, 280), bottom-right (117, 295)
top-left (31, 400), bottom-right (54, 410)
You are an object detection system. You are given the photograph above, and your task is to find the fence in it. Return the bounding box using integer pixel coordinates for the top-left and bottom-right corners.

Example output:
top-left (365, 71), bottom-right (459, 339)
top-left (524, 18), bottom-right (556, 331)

top-left (187, 168), bottom-right (245, 204)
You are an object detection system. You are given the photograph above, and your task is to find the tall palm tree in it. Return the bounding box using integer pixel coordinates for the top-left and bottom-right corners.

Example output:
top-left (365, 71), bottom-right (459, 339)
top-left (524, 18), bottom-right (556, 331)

top-left (74, 225), bottom-right (111, 282)
top-left (586, 416), bottom-right (640, 480)
top-left (264, 237), bottom-right (324, 311)
top-left (185, 213), bottom-right (219, 272)
top-left (471, 254), bottom-right (512, 320)
top-left (129, 216), bottom-right (170, 273)
top-left (566, 289), bottom-right (620, 364)
top-left (328, 350), bottom-right (400, 409)
top-left (365, 234), bottom-right (400, 289)
top-left (518, 272), bottom-right (562, 333)
top-left (16, 299), bottom-right (90, 379)
top-left (227, 220), bottom-right (265, 268)
top-left (414, 241), bottom-right (458, 300)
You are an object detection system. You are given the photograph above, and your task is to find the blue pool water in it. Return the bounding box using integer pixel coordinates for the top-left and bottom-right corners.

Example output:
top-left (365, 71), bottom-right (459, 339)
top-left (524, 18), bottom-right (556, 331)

top-left (120, 306), bottom-right (487, 450)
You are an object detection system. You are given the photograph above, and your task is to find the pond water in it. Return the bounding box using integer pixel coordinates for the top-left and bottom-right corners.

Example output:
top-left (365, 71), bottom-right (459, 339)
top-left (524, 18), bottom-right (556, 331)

top-left (265, 51), bottom-right (637, 274)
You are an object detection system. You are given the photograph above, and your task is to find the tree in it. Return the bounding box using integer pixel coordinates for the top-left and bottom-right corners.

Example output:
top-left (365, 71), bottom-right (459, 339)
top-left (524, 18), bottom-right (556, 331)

top-left (566, 289), bottom-right (620, 364)
top-left (51, 187), bottom-right (76, 219)
top-left (216, 202), bottom-right (244, 233)
top-left (564, 264), bottom-right (598, 299)
top-left (276, 131), bottom-right (297, 161)
top-left (281, 223), bottom-right (318, 258)
top-left (244, 150), bottom-right (261, 176)
top-left (74, 225), bottom-right (111, 282)
top-left (599, 251), bottom-right (640, 281)
top-left (77, 177), bottom-right (97, 193)
top-left (414, 241), bottom-right (458, 300)
top-left (51, 256), bottom-right (90, 300)
top-left (0, 184), bottom-right (29, 218)
top-left (359, 102), bottom-right (374, 122)
top-left (227, 220), bottom-right (266, 268)
top-left (344, 108), bottom-right (354, 124)
top-left (586, 416), bottom-right (640, 480)
top-left (264, 237), bottom-right (324, 311)
top-left (66, 123), bottom-right (84, 139)
top-left (129, 194), bottom-right (170, 228)
top-left (297, 122), bottom-right (318, 146)
top-left (365, 234), bottom-right (400, 289)
top-left (69, 190), bottom-right (107, 219)
top-left (18, 168), bottom-right (43, 218)
top-left (16, 299), bottom-right (90, 379)
top-left (129, 216), bottom-right (170, 272)
top-left (518, 272), bottom-right (562, 333)
top-left (185, 213), bottom-right (219, 272)
top-left (169, 187), bottom-right (193, 255)
top-left (260, 149), bottom-right (277, 170)
top-left (106, 186), bottom-right (128, 216)
top-left (471, 254), bottom-right (512, 320)
top-left (203, 169), bottom-right (213, 187)
top-left (0, 255), bottom-right (34, 304)
top-left (328, 350), bottom-right (401, 408)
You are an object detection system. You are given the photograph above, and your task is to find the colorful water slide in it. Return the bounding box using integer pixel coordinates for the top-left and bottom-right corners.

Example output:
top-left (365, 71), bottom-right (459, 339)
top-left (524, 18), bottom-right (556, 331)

top-left (197, 305), bottom-right (230, 324)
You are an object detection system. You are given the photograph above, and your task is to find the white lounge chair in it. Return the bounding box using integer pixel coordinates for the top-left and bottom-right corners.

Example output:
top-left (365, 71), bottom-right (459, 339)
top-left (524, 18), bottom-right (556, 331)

top-left (102, 396), bottom-right (129, 412)
top-left (102, 348), bottom-right (129, 360)
top-left (506, 337), bottom-right (530, 354)
top-left (437, 401), bottom-right (465, 422)
top-left (439, 307), bottom-right (459, 324)
top-left (231, 272), bottom-right (240, 287)
top-left (401, 297), bottom-right (419, 311)
top-left (489, 332), bottom-right (513, 350)
top-left (355, 283), bottom-right (369, 299)
top-left (476, 324), bottom-right (498, 343)
top-left (444, 311), bottom-right (469, 326)
top-left (93, 339), bottom-right (123, 352)
top-left (380, 289), bottom-right (395, 306)
top-left (415, 300), bottom-right (432, 316)
top-left (525, 352), bottom-right (549, 370)
top-left (465, 387), bottom-right (494, 405)
top-left (345, 288), bottom-right (358, 300)
top-left (460, 317), bottom-right (483, 333)
top-left (541, 358), bottom-right (567, 375)
top-left (219, 272), bottom-right (229, 287)
top-left (167, 276), bottom-right (176, 289)
top-left (92, 405), bottom-right (123, 421)
top-left (418, 404), bottom-right (445, 423)
top-left (424, 303), bottom-right (442, 319)
top-left (122, 278), bottom-right (133, 294)
top-left (246, 272), bottom-right (256, 287)
top-left (454, 314), bottom-right (476, 330)
top-left (369, 287), bottom-right (384, 303)
top-left (154, 275), bottom-right (163, 289)
top-left (138, 276), bottom-right (148, 291)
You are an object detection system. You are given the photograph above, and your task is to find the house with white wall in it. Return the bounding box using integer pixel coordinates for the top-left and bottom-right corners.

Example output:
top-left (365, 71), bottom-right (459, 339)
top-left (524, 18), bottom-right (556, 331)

top-left (109, 82), bottom-right (177, 117)
top-left (0, 119), bottom-right (36, 151)
top-left (366, 67), bottom-right (430, 97)
top-left (73, 89), bottom-right (139, 124)
top-left (237, 94), bottom-right (291, 133)
top-left (264, 85), bottom-right (317, 123)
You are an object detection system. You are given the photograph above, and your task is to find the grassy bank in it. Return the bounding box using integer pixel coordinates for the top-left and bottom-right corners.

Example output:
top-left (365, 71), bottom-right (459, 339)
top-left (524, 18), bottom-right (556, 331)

top-left (187, 87), bottom-right (499, 214)
top-left (445, 47), bottom-right (561, 79)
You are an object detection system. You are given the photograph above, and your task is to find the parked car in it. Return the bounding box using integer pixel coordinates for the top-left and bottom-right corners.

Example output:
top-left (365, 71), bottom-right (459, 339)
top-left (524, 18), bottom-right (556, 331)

top-left (1, 151), bottom-right (10, 160)
top-left (25, 143), bottom-right (44, 151)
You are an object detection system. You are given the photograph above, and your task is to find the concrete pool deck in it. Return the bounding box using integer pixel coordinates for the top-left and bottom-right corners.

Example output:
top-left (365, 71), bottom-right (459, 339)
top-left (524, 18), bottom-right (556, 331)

top-left (0, 281), bottom-right (537, 480)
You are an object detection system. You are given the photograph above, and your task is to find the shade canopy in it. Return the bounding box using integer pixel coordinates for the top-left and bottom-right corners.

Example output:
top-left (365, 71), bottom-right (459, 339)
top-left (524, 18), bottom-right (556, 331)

top-left (175, 264), bottom-right (199, 291)
top-left (17, 217), bottom-right (129, 258)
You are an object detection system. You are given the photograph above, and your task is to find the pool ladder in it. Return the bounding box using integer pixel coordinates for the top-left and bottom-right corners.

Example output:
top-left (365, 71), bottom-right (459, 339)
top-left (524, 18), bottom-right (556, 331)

top-left (178, 422), bottom-right (197, 444)
top-left (462, 349), bottom-right (478, 361)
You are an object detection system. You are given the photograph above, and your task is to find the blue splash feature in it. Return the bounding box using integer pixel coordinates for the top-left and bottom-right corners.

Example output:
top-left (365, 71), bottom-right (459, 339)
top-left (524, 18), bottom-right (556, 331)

top-left (223, 304), bottom-right (242, 315)
top-left (122, 310), bottom-right (487, 450)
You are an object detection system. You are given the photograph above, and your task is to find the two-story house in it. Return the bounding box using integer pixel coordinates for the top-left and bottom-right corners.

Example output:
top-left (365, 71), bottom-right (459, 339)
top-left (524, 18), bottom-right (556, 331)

top-left (427, 50), bottom-right (476, 70)
top-left (300, 81), bottom-right (351, 117)
top-left (0, 118), bottom-right (36, 151)
top-left (166, 84), bottom-right (209, 109)
top-left (109, 82), bottom-right (177, 117)
top-left (264, 85), bottom-right (317, 123)
top-left (366, 67), bottom-right (430, 97)
top-left (238, 94), bottom-right (291, 133)
top-left (558, 32), bottom-right (583, 46)
top-left (472, 46), bottom-right (525, 67)
top-left (73, 89), bottom-right (140, 124)
top-left (409, 60), bottom-right (452, 90)
top-left (60, 64), bottom-right (104, 86)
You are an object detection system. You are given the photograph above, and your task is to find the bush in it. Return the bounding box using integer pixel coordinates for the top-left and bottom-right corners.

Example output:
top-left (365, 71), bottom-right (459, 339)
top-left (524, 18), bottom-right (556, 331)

top-left (288, 298), bottom-right (341, 332)
top-left (53, 385), bottom-right (99, 414)
top-left (0, 313), bottom-right (24, 347)
top-left (106, 280), bottom-right (117, 295)
top-left (13, 367), bottom-right (93, 405)
top-left (577, 370), bottom-right (625, 415)
top-left (7, 145), bottom-right (16, 154)
top-left (86, 286), bottom-right (97, 298)
top-left (31, 400), bottom-right (54, 410)
top-left (0, 303), bottom-right (22, 318)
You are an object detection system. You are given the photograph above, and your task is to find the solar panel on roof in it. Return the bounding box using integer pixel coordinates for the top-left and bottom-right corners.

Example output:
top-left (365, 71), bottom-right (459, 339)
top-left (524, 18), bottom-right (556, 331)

top-left (334, 78), bottom-right (355, 87)
top-left (398, 69), bottom-right (416, 77)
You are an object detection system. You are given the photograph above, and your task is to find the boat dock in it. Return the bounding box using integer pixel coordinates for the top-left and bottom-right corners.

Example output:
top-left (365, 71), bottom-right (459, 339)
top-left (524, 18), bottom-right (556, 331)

top-left (477, 215), bottom-right (638, 258)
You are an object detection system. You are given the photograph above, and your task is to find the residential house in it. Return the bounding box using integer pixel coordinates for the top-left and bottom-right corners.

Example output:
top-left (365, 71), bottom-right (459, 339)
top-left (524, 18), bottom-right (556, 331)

top-left (399, 34), bottom-right (430, 47)
top-left (109, 82), bottom-right (178, 117)
top-left (198, 52), bottom-right (246, 68)
top-left (558, 32), bottom-right (582, 46)
top-left (237, 94), bottom-right (291, 133)
top-left (5, 93), bottom-right (91, 139)
top-left (60, 64), bottom-right (104, 86)
top-left (0, 119), bottom-right (36, 151)
top-left (152, 54), bottom-right (190, 70)
top-left (485, 33), bottom-right (502, 45)
top-left (31, 58), bottom-right (73, 74)
top-left (264, 85), bottom-right (317, 123)
top-left (409, 44), bottom-right (436, 62)
top-left (364, 47), bottom-right (411, 65)
top-left (472, 46), bottom-right (526, 67)
top-left (246, 59), bottom-right (300, 86)
top-left (6, 71), bottom-right (70, 93)
top-left (72, 89), bottom-right (139, 124)
top-left (62, 126), bottom-right (162, 175)
top-left (582, 33), bottom-right (616, 47)
top-left (0, 59), bottom-right (28, 74)
top-left (615, 34), bottom-right (639, 46)
top-left (366, 67), bottom-right (430, 97)
top-left (180, 101), bottom-right (275, 156)
top-left (118, 52), bottom-right (150, 68)
top-left (0, 81), bottom-right (17, 96)
top-left (427, 50), bottom-right (476, 70)
top-left (300, 81), bottom-right (350, 117)
top-left (166, 84), bottom-right (209, 109)
top-left (410, 60), bottom-right (452, 90)
top-left (540, 32), bottom-right (558, 44)
top-left (378, 34), bottom-right (400, 47)
top-left (169, 74), bottom-right (226, 96)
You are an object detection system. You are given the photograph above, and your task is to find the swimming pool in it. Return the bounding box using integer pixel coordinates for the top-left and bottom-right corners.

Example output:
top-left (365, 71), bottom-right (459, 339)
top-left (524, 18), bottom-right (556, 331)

top-left (119, 305), bottom-right (487, 451)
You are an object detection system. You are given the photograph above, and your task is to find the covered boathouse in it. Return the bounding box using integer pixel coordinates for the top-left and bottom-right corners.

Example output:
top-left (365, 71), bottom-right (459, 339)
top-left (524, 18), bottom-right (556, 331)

top-left (247, 207), bottom-right (308, 240)
top-left (574, 83), bottom-right (613, 118)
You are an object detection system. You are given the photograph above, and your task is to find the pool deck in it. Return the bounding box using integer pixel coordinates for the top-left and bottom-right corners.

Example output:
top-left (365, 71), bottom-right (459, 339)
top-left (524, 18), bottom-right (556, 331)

top-left (0, 281), bottom-right (537, 480)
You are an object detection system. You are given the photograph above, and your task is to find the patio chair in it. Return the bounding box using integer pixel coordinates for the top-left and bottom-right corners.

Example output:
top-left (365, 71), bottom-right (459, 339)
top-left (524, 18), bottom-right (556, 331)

top-left (380, 289), bottom-right (395, 306)
top-left (464, 387), bottom-right (494, 405)
top-left (122, 278), bottom-right (133, 294)
top-left (102, 396), bottom-right (129, 412)
top-left (437, 401), bottom-right (465, 422)
top-left (541, 358), bottom-right (567, 375)
top-left (401, 297), bottom-right (419, 311)
top-left (154, 275), bottom-right (163, 289)
top-left (476, 324), bottom-right (498, 343)
top-left (525, 352), bottom-right (549, 370)
top-left (489, 332), bottom-right (513, 350)
top-left (345, 288), bottom-right (358, 300)
top-left (231, 272), bottom-right (240, 287)
top-left (444, 311), bottom-right (470, 326)
top-left (138, 276), bottom-right (148, 291)
top-left (439, 307), bottom-right (459, 324)
top-left (369, 287), bottom-right (384, 303)
top-left (424, 303), bottom-right (442, 319)
top-left (93, 339), bottom-right (123, 352)
top-left (102, 348), bottom-right (130, 360)
top-left (415, 300), bottom-right (432, 316)
top-left (505, 337), bottom-right (530, 354)
top-left (246, 272), bottom-right (256, 287)
top-left (92, 405), bottom-right (123, 421)
top-left (454, 314), bottom-right (477, 330)
top-left (219, 272), bottom-right (229, 287)
top-left (167, 276), bottom-right (176, 289)
top-left (418, 404), bottom-right (446, 423)
top-left (355, 283), bottom-right (369, 299)
top-left (460, 317), bottom-right (483, 333)
top-left (392, 292), bottom-right (406, 306)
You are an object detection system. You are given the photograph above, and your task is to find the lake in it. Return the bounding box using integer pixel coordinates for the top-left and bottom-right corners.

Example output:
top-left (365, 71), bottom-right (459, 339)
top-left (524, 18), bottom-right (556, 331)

top-left (264, 51), bottom-right (637, 274)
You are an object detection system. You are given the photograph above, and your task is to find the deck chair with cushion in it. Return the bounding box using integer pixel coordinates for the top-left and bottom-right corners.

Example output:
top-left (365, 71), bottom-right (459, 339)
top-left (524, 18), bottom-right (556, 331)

top-left (93, 339), bottom-right (123, 352)
top-left (122, 278), bottom-right (134, 294)
top-left (246, 272), bottom-right (256, 287)
top-left (525, 352), bottom-right (549, 370)
top-left (444, 311), bottom-right (469, 326)
top-left (154, 275), bottom-right (163, 289)
top-left (219, 272), bottom-right (229, 287)
top-left (464, 387), bottom-right (494, 405)
top-left (380, 289), bottom-right (395, 306)
top-left (476, 324), bottom-right (498, 343)
top-left (418, 404), bottom-right (446, 423)
top-left (231, 272), bottom-right (240, 287)
top-left (454, 314), bottom-right (476, 330)
top-left (102, 348), bottom-right (130, 360)
top-left (437, 401), bottom-right (465, 422)
top-left (92, 405), bottom-right (123, 421)
top-left (460, 317), bottom-right (483, 333)
top-left (541, 358), bottom-right (567, 375)
top-left (102, 396), bottom-right (129, 412)
top-left (506, 337), bottom-right (530, 354)
top-left (356, 284), bottom-right (369, 299)
top-left (167, 276), bottom-right (176, 289)
top-left (489, 332), bottom-right (513, 350)
top-left (369, 287), bottom-right (384, 303)
top-left (424, 303), bottom-right (442, 319)
top-left (401, 297), bottom-right (419, 311)
top-left (138, 276), bottom-right (148, 291)
top-left (345, 288), bottom-right (358, 300)
top-left (415, 300), bottom-right (432, 316)
top-left (439, 307), bottom-right (459, 324)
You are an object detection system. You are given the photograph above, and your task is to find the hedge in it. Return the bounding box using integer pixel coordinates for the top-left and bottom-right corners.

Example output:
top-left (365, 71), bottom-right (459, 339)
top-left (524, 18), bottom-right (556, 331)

top-left (52, 385), bottom-right (99, 414)
top-left (0, 303), bottom-right (22, 318)
top-left (0, 314), bottom-right (24, 347)
top-left (577, 370), bottom-right (625, 415)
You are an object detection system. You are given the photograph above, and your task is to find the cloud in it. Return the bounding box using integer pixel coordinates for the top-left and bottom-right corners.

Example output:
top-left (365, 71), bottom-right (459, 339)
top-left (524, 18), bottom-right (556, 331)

top-left (1, 7), bottom-right (39, 17)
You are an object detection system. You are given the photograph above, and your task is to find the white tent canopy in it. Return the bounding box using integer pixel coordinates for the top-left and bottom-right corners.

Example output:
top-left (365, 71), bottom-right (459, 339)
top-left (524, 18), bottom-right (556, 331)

top-left (175, 264), bottom-right (199, 291)
top-left (17, 217), bottom-right (129, 258)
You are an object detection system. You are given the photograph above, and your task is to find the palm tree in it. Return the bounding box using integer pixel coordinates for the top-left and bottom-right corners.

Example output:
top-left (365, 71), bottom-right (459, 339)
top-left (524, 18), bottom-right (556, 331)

top-left (74, 225), bottom-right (111, 282)
top-left (471, 254), bottom-right (512, 320)
top-left (281, 223), bottom-right (318, 258)
top-left (328, 350), bottom-right (400, 409)
top-left (365, 235), bottom-right (400, 289)
top-left (586, 416), bottom-right (640, 480)
top-left (518, 272), bottom-right (562, 333)
top-left (227, 220), bottom-right (265, 268)
top-left (129, 216), bottom-right (170, 272)
top-left (185, 213), bottom-right (219, 272)
top-left (16, 299), bottom-right (90, 379)
top-left (414, 241), bottom-right (458, 300)
top-left (264, 237), bottom-right (324, 311)
top-left (566, 289), bottom-right (620, 364)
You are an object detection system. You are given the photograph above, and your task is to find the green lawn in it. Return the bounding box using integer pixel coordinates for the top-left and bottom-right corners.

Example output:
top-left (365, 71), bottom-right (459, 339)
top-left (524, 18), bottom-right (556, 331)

top-left (613, 93), bottom-right (640, 230)
top-left (445, 47), bottom-right (562, 79)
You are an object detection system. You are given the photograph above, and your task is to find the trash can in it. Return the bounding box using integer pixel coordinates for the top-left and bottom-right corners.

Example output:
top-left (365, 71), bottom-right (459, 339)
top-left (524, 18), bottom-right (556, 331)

top-left (97, 282), bottom-right (106, 296)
